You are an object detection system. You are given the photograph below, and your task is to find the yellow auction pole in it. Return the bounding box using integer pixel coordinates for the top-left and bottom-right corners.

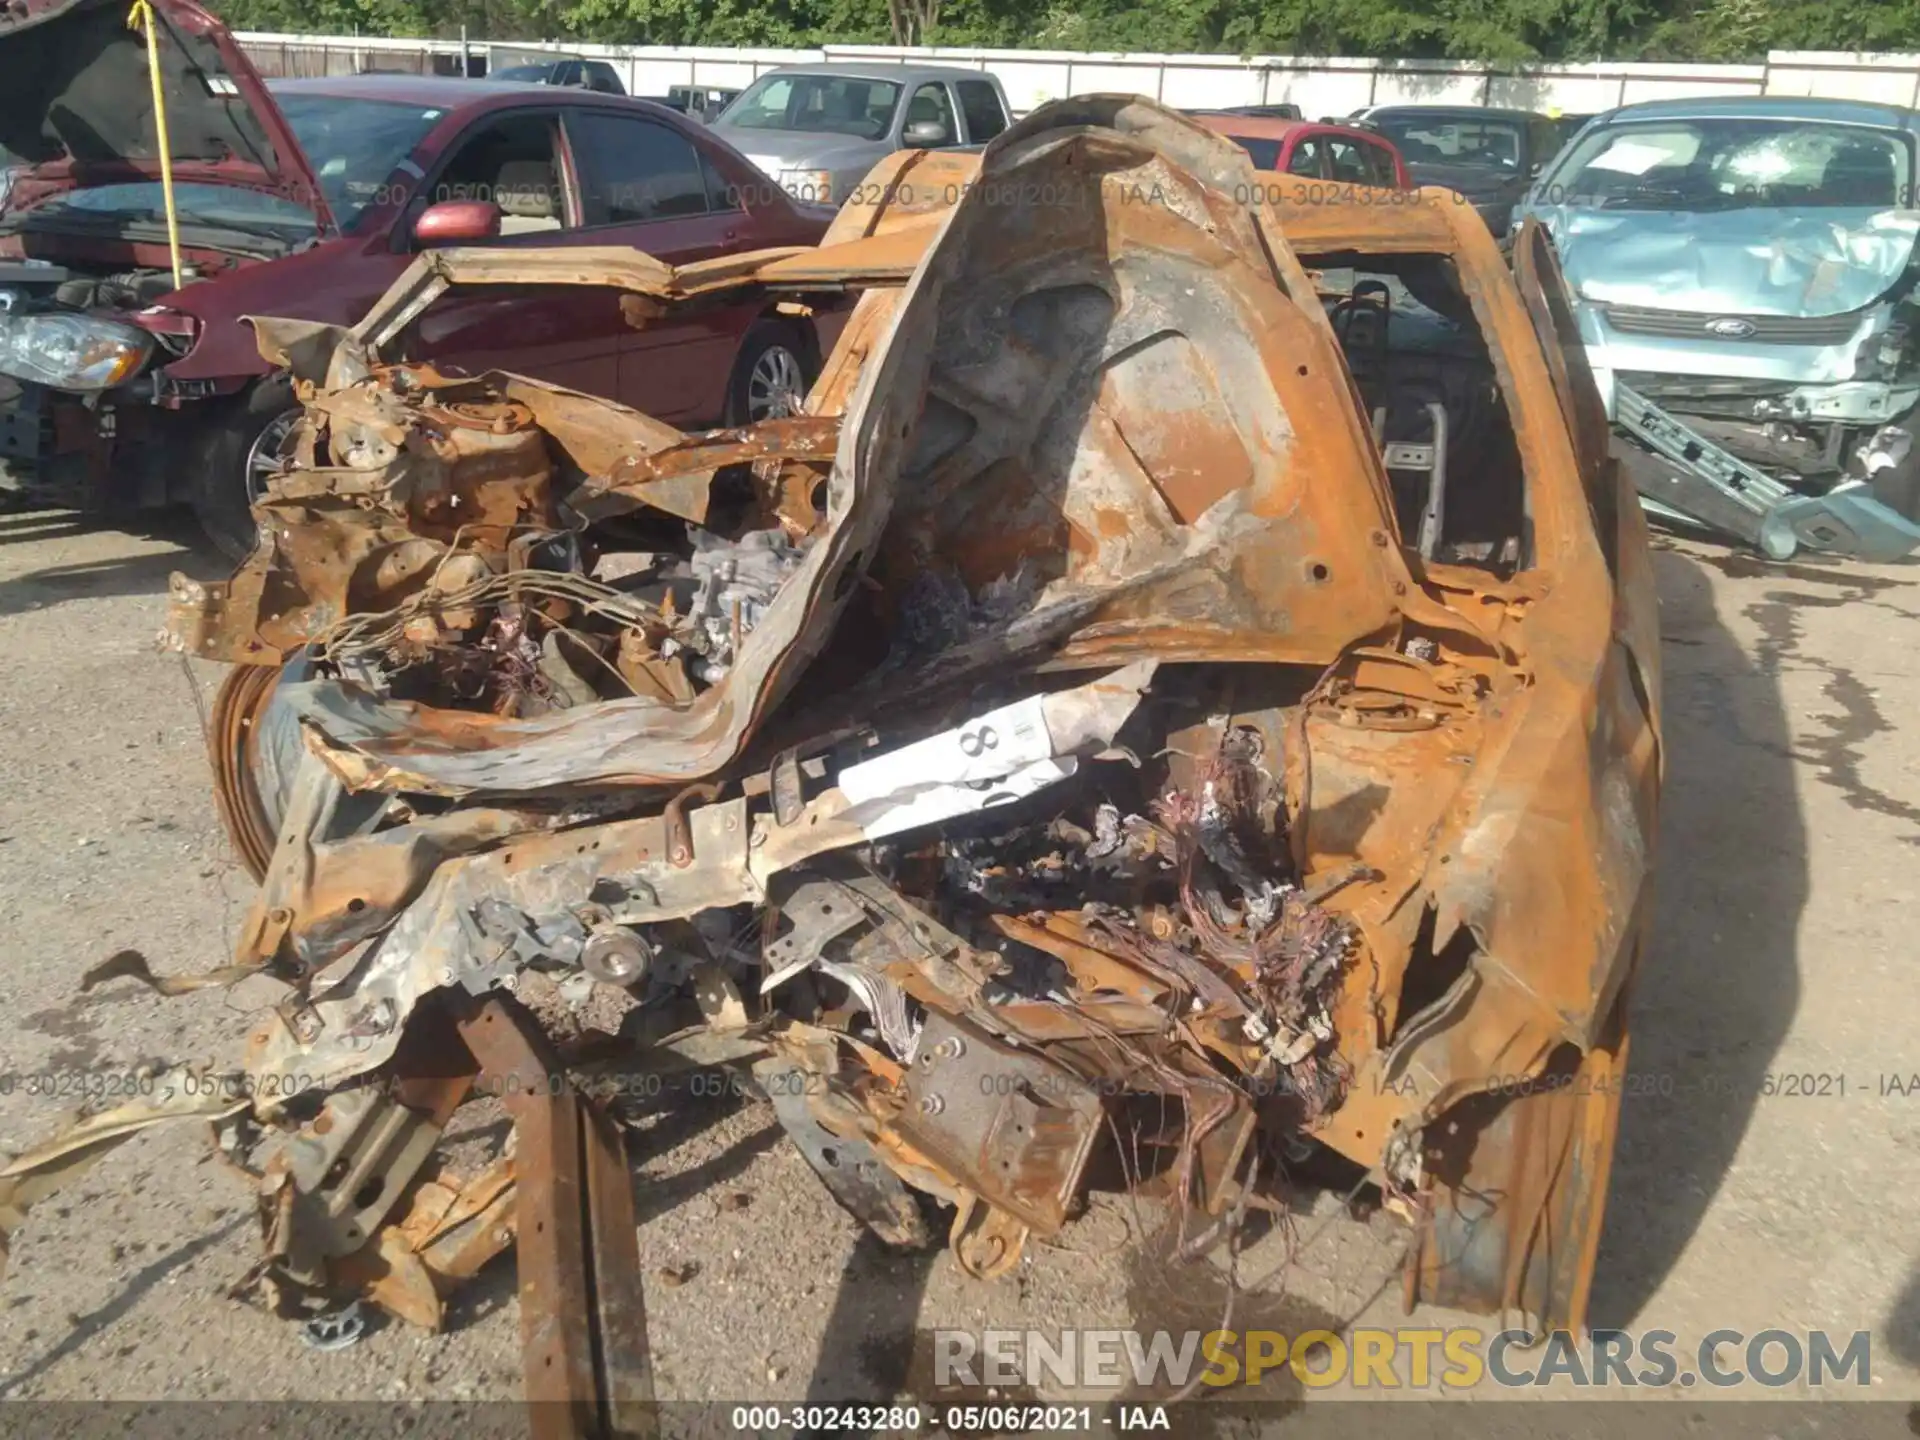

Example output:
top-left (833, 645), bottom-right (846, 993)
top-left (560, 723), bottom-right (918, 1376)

top-left (127, 0), bottom-right (183, 290)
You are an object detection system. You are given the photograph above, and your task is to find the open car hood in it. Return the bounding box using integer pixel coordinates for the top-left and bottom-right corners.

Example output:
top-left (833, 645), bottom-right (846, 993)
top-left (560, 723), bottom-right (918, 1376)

top-left (0, 0), bottom-right (330, 225)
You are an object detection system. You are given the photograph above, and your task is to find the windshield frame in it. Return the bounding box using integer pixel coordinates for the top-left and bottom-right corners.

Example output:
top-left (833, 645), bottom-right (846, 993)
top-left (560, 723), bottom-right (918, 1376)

top-left (1537, 115), bottom-right (1918, 213)
top-left (716, 73), bottom-right (904, 142)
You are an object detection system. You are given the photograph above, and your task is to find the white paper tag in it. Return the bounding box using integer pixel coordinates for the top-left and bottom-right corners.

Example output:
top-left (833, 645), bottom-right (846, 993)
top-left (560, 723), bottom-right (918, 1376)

top-left (838, 693), bottom-right (1052, 805)
top-left (844, 756), bottom-right (1078, 840)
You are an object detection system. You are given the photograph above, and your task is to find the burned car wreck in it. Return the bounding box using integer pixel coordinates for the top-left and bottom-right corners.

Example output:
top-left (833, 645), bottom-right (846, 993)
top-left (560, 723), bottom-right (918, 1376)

top-left (0, 98), bottom-right (1661, 1425)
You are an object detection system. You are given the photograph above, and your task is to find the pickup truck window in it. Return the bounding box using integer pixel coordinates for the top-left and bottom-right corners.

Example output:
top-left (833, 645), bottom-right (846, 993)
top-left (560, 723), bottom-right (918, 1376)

top-left (906, 84), bottom-right (958, 146)
top-left (1327, 135), bottom-right (1399, 187)
top-left (725, 74), bottom-right (902, 143)
top-left (1361, 138), bottom-right (1399, 186)
top-left (1377, 117), bottom-right (1524, 172)
top-left (957, 80), bottom-right (1008, 143)
top-left (1234, 138), bottom-right (1283, 169)
top-left (1528, 119), bottom-right (1559, 167)
top-left (584, 61), bottom-right (625, 95)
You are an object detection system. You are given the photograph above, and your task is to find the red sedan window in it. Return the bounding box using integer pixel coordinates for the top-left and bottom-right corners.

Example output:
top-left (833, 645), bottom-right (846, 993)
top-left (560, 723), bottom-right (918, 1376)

top-left (430, 113), bottom-right (573, 234)
top-left (567, 111), bottom-right (709, 225)
top-left (1327, 138), bottom-right (1371, 182)
top-left (1234, 137), bottom-right (1284, 169)
top-left (1286, 137), bottom-right (1326, 177)
top-left (1360, 138), bottom-right (1401, 186)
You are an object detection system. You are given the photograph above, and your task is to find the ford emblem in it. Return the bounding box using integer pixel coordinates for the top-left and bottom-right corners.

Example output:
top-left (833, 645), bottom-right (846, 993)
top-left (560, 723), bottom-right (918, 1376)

top-left (1706, 316), bottom-right (1757, 338)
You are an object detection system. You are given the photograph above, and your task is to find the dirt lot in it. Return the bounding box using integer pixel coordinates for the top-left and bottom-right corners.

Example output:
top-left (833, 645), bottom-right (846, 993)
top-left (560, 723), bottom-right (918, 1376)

top-left (0, 504), bottom-right (1916, 1418)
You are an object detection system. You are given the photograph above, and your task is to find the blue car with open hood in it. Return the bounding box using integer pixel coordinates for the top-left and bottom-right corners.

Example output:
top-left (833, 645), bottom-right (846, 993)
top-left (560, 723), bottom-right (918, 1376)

top-left (1515, 95), bottom-right (1920, 561)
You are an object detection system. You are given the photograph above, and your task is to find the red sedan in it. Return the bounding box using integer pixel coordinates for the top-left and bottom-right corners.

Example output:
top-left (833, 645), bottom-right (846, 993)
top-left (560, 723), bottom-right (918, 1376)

top-left (1189, 112), bottom-right (1413, 188)
top-left (0, 0), bottom-right (839, 555)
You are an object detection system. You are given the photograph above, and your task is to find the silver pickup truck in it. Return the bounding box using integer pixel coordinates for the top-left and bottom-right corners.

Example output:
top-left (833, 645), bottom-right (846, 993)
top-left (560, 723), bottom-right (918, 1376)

top-left (711, 61), bottom-right (1013, 206)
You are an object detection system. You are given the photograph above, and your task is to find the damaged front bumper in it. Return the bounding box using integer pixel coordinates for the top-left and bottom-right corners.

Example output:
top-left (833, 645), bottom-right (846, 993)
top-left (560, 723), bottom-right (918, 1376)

top-left (1581, 307), bottom-right (1920, 561)
top-left (0, 101), bottom-right (1661, 1421)
top-left (1615, 383), bottom-right (1920, 563)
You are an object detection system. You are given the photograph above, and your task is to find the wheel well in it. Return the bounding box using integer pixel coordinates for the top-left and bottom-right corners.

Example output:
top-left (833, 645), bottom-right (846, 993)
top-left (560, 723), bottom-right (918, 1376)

top-left (756, 306), bottom-right (820, 371)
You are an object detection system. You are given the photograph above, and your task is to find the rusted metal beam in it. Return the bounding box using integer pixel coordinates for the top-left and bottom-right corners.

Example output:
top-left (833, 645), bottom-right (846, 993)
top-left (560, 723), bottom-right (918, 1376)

top-left (583, 1100), bottom-right (654, 1434)
top-left (456, 997), bottom-right (654, 1440)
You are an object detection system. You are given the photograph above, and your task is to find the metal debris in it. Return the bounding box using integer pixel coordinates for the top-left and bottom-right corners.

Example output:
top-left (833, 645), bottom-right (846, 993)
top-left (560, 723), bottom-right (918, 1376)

top-left (299, 1300), bottom-right (368, 1351)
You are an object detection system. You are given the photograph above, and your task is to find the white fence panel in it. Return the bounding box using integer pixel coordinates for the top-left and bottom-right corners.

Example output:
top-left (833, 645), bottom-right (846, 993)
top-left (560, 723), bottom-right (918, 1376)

top-left (1366, 61), bottom-right (1488, 107)
top-left (1153, 59), bottom-right (1268, 109)
top-left (1765, 51), bottom-right (1920, 106)
top-left (1058, 60), bottom-right (1161, 99)
top-left (959, 58), bottom-right (1075, 112)
top-left (1260, 61), bottom-right (1378, 117)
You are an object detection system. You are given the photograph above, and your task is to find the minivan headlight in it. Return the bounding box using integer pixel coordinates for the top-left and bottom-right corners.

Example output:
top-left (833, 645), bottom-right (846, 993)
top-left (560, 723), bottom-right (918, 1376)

top-left (0, 312), bottom-right (154, 390)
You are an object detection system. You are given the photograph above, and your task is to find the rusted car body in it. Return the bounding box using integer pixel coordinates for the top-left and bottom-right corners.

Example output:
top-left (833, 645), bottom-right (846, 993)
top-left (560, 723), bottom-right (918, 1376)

top-left (0, 97), bottom-right (1660, 1423)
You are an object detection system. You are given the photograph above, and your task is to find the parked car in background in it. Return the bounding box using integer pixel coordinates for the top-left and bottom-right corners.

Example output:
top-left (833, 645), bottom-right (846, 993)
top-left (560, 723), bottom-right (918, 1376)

top-left (1545, 111), bottom-right (1597, 150)
top-left (710, 62), bottom-right (1012, 206)
top-left (0, 0), bottom-right (841, 556)
top-left (1201, 102), bottom-right (1304, 121)
top-left (489, 53), bottom-right (626, 95)
top-left (1349, 104), bottom-right (1559, 237)
top-left (1190, 113), bottom-right (1411, 186)
top-left (1515, 95), bottom-right (1920, 560)
top-left (659, 84), bottom-right (742, 123)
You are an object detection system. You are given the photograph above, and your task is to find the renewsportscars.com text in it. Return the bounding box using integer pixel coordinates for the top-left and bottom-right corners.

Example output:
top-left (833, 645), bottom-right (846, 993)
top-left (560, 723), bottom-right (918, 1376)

top-left (934, 1326), bottom-right (1872, 1391)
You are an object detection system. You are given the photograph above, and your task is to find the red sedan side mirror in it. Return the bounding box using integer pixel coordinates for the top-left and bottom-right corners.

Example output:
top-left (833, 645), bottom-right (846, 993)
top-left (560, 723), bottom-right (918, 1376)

top-left (413, 200), bottom-right (502, 245)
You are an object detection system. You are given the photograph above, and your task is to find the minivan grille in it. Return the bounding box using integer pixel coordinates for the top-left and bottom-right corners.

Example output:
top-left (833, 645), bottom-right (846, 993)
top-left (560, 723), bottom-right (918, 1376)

top-left (1602, 305), bottom-right (1865, 345)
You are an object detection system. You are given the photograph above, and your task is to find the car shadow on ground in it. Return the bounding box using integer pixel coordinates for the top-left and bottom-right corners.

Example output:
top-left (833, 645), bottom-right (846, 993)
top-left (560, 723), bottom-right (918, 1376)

top-left (801, 1231), bottom-right (942, 1406)
top-left (1586, 542), bottom-right (1808, 1329)
top-left (1887, 1262), bottom-right (1920, 1367)
top-left (0, 509), bottom-right (227, 618)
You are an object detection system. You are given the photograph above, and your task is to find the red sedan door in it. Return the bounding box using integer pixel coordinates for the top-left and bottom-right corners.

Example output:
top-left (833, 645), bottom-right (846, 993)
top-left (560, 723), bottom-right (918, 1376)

top-left (559, 107), bottom-right (763, 424)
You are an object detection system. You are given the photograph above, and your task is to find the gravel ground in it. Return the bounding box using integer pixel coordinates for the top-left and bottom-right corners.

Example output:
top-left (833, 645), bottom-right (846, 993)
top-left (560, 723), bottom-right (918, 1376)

top-left (0, 505), bottom-right (1916, 1426)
